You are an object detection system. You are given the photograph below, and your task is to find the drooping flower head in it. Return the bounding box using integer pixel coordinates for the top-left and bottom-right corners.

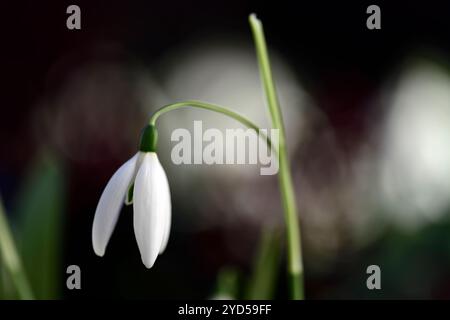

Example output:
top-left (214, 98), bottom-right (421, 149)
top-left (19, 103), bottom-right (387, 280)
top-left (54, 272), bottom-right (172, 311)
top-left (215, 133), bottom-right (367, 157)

top-left (92, 125), bottom-right (171, 268)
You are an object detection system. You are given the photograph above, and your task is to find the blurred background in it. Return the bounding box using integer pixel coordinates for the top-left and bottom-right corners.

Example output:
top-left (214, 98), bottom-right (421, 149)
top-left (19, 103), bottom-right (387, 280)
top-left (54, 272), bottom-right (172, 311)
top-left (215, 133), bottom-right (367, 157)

top-left (1, 0), bottom-right (450, 299)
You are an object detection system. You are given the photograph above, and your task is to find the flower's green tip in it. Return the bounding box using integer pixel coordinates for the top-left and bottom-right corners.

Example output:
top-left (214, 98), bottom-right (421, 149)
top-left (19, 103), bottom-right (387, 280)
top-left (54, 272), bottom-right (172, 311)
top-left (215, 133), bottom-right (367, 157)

top-left (139, 124), bottom-right (158, 152)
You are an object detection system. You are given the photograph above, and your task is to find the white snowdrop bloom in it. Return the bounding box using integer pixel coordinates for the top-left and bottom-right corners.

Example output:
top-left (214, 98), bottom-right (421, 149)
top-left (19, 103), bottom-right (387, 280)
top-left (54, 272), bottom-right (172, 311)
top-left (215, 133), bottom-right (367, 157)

top-left (92, 125), bottom-right (171, 268)
top-left (379, 61), bottom-right (450, 227)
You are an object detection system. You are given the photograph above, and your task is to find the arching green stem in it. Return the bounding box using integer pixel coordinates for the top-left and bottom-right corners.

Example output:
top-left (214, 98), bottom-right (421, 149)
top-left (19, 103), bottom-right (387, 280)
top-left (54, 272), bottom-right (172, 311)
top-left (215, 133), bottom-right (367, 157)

top-left (249, 14), bottom-right (304, 299)
top-left (149, 100), bottom-right (275, 153)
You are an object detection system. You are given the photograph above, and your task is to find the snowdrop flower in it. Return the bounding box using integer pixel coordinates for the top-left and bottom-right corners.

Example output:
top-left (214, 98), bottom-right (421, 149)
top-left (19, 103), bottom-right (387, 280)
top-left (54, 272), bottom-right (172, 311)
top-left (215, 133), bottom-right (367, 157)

top-left (92, 125), bottom-right (171, 268)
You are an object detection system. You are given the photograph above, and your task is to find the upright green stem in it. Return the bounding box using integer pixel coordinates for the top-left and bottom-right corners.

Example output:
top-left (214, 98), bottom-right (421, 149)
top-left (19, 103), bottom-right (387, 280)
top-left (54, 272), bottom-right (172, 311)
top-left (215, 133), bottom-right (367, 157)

top-left (249, 14), bottom-right (304, 299)
top-left (0, 197), bottom-right (34, 299)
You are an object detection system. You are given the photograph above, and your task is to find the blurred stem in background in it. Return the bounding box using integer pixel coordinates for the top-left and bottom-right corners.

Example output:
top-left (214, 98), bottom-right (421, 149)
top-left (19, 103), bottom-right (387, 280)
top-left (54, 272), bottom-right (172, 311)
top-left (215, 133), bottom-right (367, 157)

top-left (212, 267), bottom-right (240, 299)
top-left (211, 228), bottom-right (281, 300)
top-left (0, 196), bottom-right (34, 299)
top-left (249, 14), bottom-right (304, 299)
top-left (245, 227), bottom-right (281, 299)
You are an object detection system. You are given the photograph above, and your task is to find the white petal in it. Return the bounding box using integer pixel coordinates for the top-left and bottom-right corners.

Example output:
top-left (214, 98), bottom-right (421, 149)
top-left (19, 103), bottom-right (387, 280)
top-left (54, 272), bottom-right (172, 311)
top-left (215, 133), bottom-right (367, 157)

top-left (92, 153), bottom-right (139, 257)
top-left (133, 152), bottom-right (171, 268)
top-left (158, 168), bottom-right (171, 255)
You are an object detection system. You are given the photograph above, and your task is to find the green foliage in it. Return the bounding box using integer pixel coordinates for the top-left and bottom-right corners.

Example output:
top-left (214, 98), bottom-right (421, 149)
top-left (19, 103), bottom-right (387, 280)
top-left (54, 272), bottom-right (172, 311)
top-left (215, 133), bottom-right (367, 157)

top-left (211, 228), bottom-right (281, 300)
top-left (212, 267), bottom-right (240, 299)
top-left (0, 197), bottom-right (34, 299)
top-left (14, 151), bottom-right (66, 299)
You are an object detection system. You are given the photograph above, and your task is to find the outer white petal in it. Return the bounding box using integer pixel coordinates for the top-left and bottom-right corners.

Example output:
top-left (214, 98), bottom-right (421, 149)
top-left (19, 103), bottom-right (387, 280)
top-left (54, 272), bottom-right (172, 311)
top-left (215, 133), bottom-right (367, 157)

top-left (92, 153), bottom-right (139, 257)
top-left (133, 152), bottom-right (171, 268)
top-left (158, 161), bottom-right (171, 255)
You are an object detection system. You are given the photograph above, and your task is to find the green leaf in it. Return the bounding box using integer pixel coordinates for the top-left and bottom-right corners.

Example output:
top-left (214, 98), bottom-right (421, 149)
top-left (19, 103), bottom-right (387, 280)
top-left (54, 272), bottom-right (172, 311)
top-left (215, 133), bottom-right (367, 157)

top-left (0, 261), bottom-right (15, 298)
top-left (0, 198), bottom-right (33, 299)
top-left (14, 151), bottom-right (66, 299)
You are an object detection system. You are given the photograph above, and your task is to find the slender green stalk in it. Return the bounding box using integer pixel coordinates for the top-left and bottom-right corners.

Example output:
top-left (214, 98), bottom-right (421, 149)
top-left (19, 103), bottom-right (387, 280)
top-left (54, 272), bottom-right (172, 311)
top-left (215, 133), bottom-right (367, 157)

top-left (150, 100), bottom-right (275, 153)
top-left (0, 197), bottom-right (34, 299)
top-left (249, 14), bottom-right (304, 299)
